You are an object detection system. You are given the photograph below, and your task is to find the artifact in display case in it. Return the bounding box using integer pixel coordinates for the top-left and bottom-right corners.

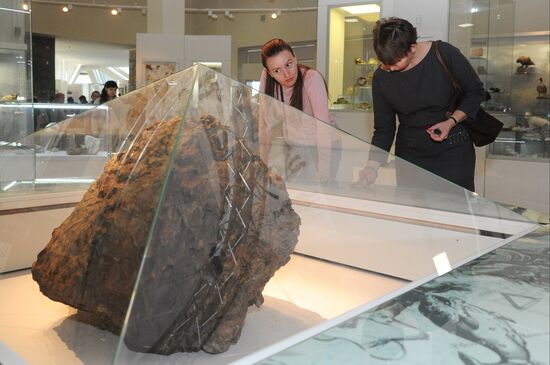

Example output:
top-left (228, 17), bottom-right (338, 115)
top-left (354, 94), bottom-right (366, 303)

top-left (515, 55), bottom-right (535, 75)
top-left (0, 65), bottom-right (539, 365)
top-left (351, 59), bottom-right (376, 110)
top-left (32, 114), bottom-right (301, 354)
top-left (536, 78), bottom-right (548, 99)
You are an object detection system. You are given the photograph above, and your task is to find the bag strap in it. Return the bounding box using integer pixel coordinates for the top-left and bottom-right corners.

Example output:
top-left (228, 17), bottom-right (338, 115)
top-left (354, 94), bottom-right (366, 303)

top-left (434, 41), bottom-right (463, 94)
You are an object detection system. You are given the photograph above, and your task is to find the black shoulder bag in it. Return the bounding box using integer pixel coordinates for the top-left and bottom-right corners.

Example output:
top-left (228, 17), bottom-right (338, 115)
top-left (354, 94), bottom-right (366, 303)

top-left (434, 41), bottom-right (503, 147)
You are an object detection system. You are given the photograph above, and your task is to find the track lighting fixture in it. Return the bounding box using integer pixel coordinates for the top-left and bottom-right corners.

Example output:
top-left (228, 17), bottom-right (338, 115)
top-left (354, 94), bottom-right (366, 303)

top-left (62, 4), bottom-right (72, 13)
top-left (224, 10), bottom-right (234, 19)
top-left (271, 10), bottom-right (281, 19)
top-left (22, 3), bottom-right (29, 11)
top-left (110, 7), bottom-right (121, 15)
top-left (208, 10), bottom-right (218, 20)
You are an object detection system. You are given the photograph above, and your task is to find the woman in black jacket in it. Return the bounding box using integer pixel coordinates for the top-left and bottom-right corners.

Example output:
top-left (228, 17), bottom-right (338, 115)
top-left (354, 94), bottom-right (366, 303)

top-left (358, 17), bottom-right (483, 191)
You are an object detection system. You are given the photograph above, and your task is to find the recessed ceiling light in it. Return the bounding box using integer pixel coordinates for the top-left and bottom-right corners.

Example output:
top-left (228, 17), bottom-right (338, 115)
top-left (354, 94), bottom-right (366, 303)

top-left (341, 4), bottom-right (380, 15)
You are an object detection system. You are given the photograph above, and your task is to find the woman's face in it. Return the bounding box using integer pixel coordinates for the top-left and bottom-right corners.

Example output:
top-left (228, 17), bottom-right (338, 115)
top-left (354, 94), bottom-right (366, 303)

top-left (106, 87), bottom-right (117, 98)
top-left (265, 50), bottom-right (298, 88)
top-left (380, 45), bottom-right (416, 72)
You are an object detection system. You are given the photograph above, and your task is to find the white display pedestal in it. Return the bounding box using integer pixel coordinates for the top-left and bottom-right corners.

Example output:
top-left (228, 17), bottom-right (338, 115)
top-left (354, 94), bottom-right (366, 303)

top-left (0, 255), bottom-right (405, 365)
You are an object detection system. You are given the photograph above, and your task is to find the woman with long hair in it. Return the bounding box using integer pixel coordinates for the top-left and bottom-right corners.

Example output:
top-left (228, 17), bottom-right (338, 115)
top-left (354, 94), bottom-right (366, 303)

top-left (259, 38), bottom-right (340, 182)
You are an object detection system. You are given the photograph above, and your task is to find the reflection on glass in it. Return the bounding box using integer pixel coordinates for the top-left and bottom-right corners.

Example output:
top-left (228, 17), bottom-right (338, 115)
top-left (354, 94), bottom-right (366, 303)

top-left (328, 2), bottom-right (381, 111)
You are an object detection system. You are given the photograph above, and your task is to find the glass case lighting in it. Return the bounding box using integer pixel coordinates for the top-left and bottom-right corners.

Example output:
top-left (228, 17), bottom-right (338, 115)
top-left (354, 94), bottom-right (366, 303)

top-left (344, 16), bottom-right (359, 23)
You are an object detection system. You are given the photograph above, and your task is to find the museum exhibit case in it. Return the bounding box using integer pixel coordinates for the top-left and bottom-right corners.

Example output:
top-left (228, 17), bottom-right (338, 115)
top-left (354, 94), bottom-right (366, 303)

top-left (0, 64), bottom-right (540, 365)
top-left (327, 3), bottom-right (381, 111)
top-left (0, 1), bottom-right (33, 143)
top-left (252, 223), bottom-right (550, 365)
top-left (449, 0), bottom-right (550, 161)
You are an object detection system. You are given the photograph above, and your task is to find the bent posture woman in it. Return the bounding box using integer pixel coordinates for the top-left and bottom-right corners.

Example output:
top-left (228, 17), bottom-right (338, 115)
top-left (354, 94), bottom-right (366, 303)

top-left (358, 17), bottom-right (483, 191)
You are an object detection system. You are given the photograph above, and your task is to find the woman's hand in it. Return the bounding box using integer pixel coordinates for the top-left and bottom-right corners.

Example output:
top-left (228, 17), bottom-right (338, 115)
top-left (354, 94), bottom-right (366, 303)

top-left (354, 161), bottom-right (380, 187)
top-left (426, 119), bottom-right (455, 142)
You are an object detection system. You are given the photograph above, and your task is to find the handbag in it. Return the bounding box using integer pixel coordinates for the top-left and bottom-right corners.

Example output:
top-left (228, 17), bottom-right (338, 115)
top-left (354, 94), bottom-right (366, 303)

top-left (434, 41), bottom-right (503, 147)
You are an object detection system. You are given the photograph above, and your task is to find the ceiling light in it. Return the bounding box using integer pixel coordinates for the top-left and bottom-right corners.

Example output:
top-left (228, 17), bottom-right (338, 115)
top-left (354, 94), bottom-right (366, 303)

top-left (344, 16), bottom-right (359, 23)
top-left (22, 3), bottom-right (29, 11)
top-left (470, 7), bottom-right (479, 13)
top-left (111, 8), bottom-right (121, 15)
top-left (271, 10), bottom-right (281, 19)
top-left (224, 10), bottom-right (234, 19)
top-left (458, 23), bottom-right (474, 28)
top-left (341, 4), bottom-right (380, 14)
top-left (62, 4), bottom-right (72, 13)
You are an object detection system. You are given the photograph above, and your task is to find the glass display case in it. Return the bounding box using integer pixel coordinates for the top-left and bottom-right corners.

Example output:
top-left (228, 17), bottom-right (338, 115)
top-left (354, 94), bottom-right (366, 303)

top-left (0, 1), bottom-right (33, 143)
top-left (449, 0), bottom-right (550, 160)
top-left (0, 65), bottom-right (539, 365)
top-left (327, 3), bottom-right (381, 111)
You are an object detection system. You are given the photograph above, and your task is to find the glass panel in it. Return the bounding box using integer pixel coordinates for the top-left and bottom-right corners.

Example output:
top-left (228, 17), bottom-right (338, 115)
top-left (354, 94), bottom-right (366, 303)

top-left (107, 65), bottom-right (535, 363)
top-left (449, 0), bottom-right (550, 161)
top-left (0, 0), bottom-right (32, 142)
top-left (328, 2), bottom-right (381, 111)
top-left (1, 65), bottom-right (538, 365)
top-left (256, 226), bottom-right (549, 365)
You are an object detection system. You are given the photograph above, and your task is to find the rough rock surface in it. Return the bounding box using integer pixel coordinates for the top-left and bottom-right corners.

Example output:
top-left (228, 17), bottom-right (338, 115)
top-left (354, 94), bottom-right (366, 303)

top-left (31, 114), bottom-right (301, 354)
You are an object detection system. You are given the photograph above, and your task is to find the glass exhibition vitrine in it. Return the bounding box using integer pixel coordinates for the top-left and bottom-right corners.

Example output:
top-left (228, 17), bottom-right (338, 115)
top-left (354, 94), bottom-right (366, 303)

top-left (0, 0), bottom-right (33, 143)
top-left (0, 64), bottom-right (541, 365)
top-left (449, 0), bottom-right (550, 161)
top-left (327, 3), bottom-right (381, 111)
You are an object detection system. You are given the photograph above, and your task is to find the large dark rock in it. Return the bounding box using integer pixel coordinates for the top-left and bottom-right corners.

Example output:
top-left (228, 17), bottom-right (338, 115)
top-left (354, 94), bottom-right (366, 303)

top-left (32, 114), bottom-right (301, 354)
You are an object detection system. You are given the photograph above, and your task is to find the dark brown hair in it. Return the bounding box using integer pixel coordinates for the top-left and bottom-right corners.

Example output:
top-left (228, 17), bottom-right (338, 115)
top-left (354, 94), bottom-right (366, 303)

top-left (373, 17), bottom-right (418, 65)
top-left (260, 38), bottom-right (310, 111)
top-left (100, 80), bottom-right (118, 104)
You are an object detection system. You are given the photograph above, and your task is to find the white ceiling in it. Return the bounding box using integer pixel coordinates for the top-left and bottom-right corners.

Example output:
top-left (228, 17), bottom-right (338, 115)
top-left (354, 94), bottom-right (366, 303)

top-left (52, 1), bottom-right (320, 69)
